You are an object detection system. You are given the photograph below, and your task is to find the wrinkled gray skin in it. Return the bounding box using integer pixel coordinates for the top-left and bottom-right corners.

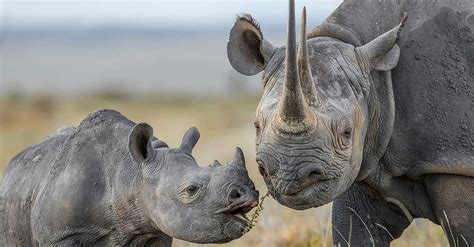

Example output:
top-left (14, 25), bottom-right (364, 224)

top-left (227, 0), bottom-right (473, 246)
top-left (0, 109), bottom-right (259, 246)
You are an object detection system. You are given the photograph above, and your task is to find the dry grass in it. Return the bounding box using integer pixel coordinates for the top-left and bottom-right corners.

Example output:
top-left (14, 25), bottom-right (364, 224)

top-left (0, 94), bottom-right (448, 246)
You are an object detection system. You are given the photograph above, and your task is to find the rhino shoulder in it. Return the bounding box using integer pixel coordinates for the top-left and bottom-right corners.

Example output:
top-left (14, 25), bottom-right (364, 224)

top-left (79, 109), bottom-right (130, 129)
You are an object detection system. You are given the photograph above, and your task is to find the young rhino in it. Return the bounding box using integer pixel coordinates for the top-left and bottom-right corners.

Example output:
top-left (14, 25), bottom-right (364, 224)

top-left (0, 109), bottom-right (259, 246)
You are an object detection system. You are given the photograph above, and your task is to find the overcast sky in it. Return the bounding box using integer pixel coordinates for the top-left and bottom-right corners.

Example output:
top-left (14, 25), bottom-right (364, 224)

top-left (2, 0), bottom-right (342, 29)
top-left (1, 0), bottom-right (343, 95)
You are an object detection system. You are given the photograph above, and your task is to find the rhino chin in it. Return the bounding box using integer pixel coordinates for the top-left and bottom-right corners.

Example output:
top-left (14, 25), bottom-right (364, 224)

top-left (222, 221), bottom-right (247, 241)
top-left (267, 178), bottom-right (337, 210)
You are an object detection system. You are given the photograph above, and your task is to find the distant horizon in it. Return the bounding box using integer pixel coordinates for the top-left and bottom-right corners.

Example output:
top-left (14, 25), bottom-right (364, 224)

top-left (1, 0), bottom-right (342, 96)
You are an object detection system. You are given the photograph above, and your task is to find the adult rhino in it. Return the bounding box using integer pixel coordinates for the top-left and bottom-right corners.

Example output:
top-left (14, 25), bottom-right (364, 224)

top-left (0, 110), bottom-right (259, 246)
top-left (227, 0), bottom-right (473, 245)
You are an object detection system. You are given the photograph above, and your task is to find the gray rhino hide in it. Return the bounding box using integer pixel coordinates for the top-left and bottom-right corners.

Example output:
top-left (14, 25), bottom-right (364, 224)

top-left (227, 0), bottom-right (473, 246)
top-left (0, 110), bottom-right (259, 246)
top-left (312, 1), bottom-right (474, 245)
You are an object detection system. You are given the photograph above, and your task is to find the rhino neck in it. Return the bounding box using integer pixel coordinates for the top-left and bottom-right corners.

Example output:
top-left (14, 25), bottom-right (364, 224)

top-left (356, 70), bottom-right (396, 181)
top-left (111, 175), bottom-right (167, 245)
top-left (109, 148), bottom-right (167, 244)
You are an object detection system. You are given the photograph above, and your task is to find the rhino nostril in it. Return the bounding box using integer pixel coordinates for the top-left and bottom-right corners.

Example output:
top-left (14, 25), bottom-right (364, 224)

top-left (229, 189), bottom-right (241, 199)
top-left (308, 171), bottom-right (321, 180)
top-left (258, 165), bottom-right (266, 176)
top-left (303, 167), bottom-right (323, 184)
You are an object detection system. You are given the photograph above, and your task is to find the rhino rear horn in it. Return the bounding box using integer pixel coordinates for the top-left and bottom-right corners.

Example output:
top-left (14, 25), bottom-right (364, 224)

top-left (180, 127), bottom-right (200, 155)
top-left (129, 123), bottom-right (156, 163)
top-left (356, 13), bottom-right (407, 71)
top-left (297, 7), bottom-right (318, 106)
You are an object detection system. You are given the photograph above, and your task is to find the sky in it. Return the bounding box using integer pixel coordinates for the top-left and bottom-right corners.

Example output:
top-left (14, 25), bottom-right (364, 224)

top-left (1, 0), bottom-right (343, 95)
top-left (2, 0), bottom-right (342, 29)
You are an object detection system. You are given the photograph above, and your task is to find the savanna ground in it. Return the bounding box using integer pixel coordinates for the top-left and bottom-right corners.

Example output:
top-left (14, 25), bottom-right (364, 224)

top-left (0, 93), bottom-right (448, 246)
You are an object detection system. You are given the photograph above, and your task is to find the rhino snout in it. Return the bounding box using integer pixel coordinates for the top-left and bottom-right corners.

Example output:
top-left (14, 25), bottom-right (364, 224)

top-left (227, 187), bottom-right (259, 209)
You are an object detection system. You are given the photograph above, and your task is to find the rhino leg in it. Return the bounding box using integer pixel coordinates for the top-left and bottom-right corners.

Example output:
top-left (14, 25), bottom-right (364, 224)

top-left (425, 174), bottom-right (474, 247)
top-left (144, 237), bottom-right (173, 247)
top-left (54, 239), bottom-right (83, 246)
top-left (332, 183), bottom-right (410, 247)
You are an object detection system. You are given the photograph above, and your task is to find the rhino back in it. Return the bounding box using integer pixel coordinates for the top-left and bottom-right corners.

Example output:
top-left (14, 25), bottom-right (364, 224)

top-left (29, 109), bottom-right (139, 245)
top-left (2, 109), bottom-right (140, 245)
top-left (1, 125), bottom-right (75, 245)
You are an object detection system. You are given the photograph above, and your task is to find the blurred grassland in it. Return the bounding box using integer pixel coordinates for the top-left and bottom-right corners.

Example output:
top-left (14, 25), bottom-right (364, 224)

top-left (0, 93), bottom-right (448, 246)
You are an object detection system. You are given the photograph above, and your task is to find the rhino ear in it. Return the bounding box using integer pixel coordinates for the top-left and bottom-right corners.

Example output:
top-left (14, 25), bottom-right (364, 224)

top-left (227, 14), bottom-right (276, 76)
top-left (356, 14), bottom-right (407, 71)
top-left (180, 127), bottom-right (200, 155)
top-left (129, 123), bottom-right (156, 163)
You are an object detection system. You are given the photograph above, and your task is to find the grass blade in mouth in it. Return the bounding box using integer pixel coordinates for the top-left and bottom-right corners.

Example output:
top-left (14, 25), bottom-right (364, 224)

top-left (245, 191), bottom-right (270, 231)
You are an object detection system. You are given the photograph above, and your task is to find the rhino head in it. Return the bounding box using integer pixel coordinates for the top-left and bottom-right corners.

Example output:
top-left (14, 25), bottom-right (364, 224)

top-left (128, 124), bottom-right (259, 243)
top-left (227, 0), bottom-right (404, 210)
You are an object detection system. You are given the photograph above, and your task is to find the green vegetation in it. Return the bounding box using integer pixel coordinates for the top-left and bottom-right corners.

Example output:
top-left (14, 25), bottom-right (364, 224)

top-left (246, 191), bottom-right (271, 231)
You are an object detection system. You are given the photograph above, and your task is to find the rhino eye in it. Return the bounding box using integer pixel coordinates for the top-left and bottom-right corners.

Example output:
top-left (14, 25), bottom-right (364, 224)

top-left (186, 185), bottom-right (199, 195)
top-left (343, 127), bottom-right (352, 138)
top-left (254, 121), bottom-right (260, 130)
top-left (254, 121), bottom-right (261, 135)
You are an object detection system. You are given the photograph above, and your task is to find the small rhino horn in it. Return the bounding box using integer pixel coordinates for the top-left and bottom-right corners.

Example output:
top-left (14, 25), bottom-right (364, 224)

top-left (209, 160), bottom-right (222, 168)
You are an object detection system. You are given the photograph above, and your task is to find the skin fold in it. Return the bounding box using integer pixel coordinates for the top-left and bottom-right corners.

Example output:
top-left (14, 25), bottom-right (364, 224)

top-left (227, 0), bottom-right (473, 246)
top-left (0, 109), bottom-right (259, 246)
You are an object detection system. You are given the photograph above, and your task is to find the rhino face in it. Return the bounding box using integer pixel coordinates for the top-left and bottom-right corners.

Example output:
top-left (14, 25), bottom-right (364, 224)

top-left (129, 124), bottom-right (258, 243)
top-left (227, 0), bottom-right (403, 209)
top-left (253, 38), bottom-right (370, 210)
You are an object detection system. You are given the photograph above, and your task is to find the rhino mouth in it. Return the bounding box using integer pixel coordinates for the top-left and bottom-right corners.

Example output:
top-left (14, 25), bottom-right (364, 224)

top-left (264, 175), bottom-right (338, 210)
top-left (217, 200), bottom-right (258, 224)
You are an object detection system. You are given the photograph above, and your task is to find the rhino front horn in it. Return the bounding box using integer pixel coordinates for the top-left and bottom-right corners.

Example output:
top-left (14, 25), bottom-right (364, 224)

top-left (275, 0), bottom-right (314, 135)
top-left (180, 127), bottom-right (200, 154)
top-left (228, 147), bottom-right (246, 169)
